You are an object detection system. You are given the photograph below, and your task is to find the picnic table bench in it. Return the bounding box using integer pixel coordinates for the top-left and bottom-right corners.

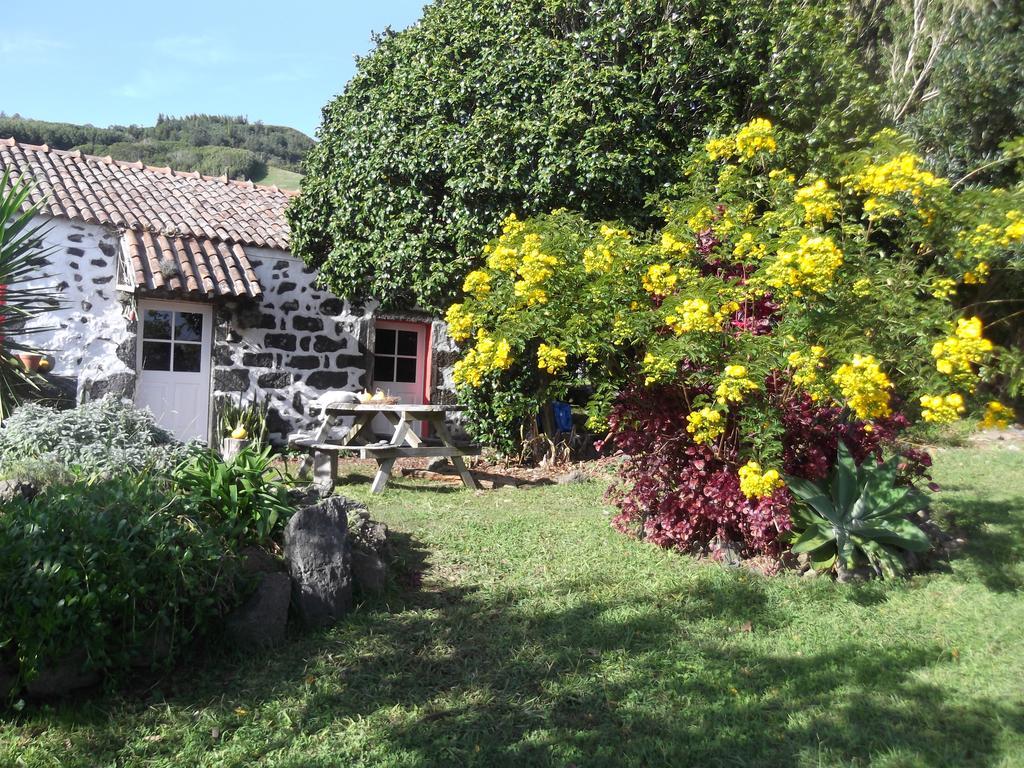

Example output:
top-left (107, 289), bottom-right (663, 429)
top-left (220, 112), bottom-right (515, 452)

top-left (289, 403), bottom-right (480, 494)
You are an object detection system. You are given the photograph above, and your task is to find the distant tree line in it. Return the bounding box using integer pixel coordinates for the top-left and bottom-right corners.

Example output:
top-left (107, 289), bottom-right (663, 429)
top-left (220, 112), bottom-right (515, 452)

top-left (0, 114), bottom-right (314, 180)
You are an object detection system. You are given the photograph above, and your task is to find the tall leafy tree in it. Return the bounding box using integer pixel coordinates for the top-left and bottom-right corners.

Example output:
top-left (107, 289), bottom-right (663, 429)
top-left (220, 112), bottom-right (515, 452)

top-left (289, 0), bottom-right (881, 311)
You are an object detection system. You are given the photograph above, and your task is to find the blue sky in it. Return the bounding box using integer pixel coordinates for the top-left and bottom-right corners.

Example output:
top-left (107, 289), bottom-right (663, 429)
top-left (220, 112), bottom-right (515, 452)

top-left (1, 0), bottom-right (428, 138)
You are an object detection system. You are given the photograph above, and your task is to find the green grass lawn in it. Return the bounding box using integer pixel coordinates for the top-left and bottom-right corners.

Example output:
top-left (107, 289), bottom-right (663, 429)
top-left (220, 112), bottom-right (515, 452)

top-left (253, 166), bottom-right (303, 191)
top-left (3, 445), bottom-right (1023, 767)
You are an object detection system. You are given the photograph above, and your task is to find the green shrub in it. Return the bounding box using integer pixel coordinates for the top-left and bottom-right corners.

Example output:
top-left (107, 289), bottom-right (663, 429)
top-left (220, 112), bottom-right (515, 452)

top-left (0, 395), bottom-right (187, 477)
top-left (788, 444), bottom-right (931, 577)
top-left (172, 445), bottom-right (294, 547)
top-left (0, 476), bottom-right (237, 689)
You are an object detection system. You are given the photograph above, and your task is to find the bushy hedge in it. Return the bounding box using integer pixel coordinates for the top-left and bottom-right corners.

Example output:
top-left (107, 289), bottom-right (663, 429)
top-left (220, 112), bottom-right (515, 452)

top-left (0, 396), bottom-right (188, 478)
top-left (0, 477), bottom-right (239, 689)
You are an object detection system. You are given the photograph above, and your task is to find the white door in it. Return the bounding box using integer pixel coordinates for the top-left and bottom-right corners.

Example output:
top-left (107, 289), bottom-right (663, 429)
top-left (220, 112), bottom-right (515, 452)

top-left (135, 299), bottom-right (213, 443)
top-left (372, 320), bottom-right (429, 436)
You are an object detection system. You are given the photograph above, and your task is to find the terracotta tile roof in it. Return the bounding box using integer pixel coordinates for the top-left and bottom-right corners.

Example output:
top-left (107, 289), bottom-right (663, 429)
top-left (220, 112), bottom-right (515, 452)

top-left (0, 137), bottom-right (293, 250)
top-left (122, 230), bottom-right (262, 299)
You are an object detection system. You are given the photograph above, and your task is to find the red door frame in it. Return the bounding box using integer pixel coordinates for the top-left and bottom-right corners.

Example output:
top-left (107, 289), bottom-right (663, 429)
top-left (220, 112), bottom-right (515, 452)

top-left (374, 319), bottom-right (433, 436)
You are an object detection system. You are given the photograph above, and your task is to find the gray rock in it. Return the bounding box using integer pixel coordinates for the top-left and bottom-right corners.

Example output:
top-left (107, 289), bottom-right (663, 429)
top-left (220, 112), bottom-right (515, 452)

top-left (0, 663), bottom-right (17, 699)
top-left (225, 572), bottom-right (291, 649)
top-left (26, 651), bottom-right (100, 698)
top-left (348, 510), bottom-right (391, 595)
top-left (284, 496), bottom-right (356, 629)
top-left (556, 469), bottom-right (589, 485)
top-left (425, 456), bottom-right (450, 472)
top-left (0, 478), bottom-right (37, 504)
top-left (351, 549), bottom-right (388, 594)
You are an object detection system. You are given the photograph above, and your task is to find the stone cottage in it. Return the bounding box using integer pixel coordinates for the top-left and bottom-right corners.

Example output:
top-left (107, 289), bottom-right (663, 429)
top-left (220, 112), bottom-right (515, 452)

top-left (0, 137), bottom-right (457, 443)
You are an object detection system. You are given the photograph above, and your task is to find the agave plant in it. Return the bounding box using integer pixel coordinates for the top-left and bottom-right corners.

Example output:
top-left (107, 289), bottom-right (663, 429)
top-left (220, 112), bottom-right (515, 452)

top-left (787, 442), bottom-right (932, 578)
top-left (0, 170), bottom-right (60, 419)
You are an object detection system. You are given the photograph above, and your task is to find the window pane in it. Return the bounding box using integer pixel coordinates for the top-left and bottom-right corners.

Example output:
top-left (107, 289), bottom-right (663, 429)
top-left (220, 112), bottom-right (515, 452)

top-left (174, 311), bottom-right (203, 342)
top-left (173, 343), bottom-right (202, 372)
top-left (142, 341), bottom-right (171, 371)
top-left (375, 328), bottom-right (396, 355)
top-left (397, 330), bottom-right (418, 356)
top-left (374, 355), bottom-right (395, 382)
top-left (143, 310), bottom-right (172, 340)
top-left (395, 357), bottom-right (417, 383)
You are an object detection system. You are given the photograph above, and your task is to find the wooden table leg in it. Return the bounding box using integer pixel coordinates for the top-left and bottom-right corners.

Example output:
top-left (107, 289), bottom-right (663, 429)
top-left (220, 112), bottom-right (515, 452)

top-left (369, 413), bottom-right (413, 494)
top-left (370, 458), bottom-right (397, 494)
top-left (430, 415), bottom-right (480, 490)
top-left (297, 411), bottom-right (339, 478)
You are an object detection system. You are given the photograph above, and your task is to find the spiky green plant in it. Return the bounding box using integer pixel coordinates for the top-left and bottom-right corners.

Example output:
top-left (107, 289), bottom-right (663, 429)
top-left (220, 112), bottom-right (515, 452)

top-left (787, 443), bottom-right (932, 578)
top-left (0, 170), bottom-right (61, 418)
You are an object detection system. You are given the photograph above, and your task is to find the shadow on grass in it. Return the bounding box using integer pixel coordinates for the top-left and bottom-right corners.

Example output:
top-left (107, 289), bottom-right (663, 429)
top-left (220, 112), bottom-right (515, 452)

top-left (938, 491), bottom-right (1024, 592)
top-left (8, 519), bottom-right (1023, 767)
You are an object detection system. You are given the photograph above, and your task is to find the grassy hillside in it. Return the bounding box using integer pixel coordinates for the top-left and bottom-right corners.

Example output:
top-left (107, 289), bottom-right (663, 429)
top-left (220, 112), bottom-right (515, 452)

top-left (253, 165), bottom-right (303, 191)
top-left (0, 114), bottom-right (313, 182)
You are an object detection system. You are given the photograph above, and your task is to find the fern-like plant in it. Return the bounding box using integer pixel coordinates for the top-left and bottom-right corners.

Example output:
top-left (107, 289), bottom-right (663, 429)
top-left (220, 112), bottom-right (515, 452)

top-left (0, 170), bottom-right (61, 419)
top-left (787, 443), bottom-right (932, 578)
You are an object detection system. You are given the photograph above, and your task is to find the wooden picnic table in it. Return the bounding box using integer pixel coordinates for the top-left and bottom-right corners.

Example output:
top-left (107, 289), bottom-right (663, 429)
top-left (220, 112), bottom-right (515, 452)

top-left (290, 403), bottom-right (480, 494)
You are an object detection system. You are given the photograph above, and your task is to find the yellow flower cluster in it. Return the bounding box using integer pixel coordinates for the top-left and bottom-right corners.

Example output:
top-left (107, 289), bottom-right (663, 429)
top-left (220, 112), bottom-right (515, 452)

top-left (920, 393), bottom-right (965, 424)
top-left (452, 330), bottom-right (512, 387)
top-left (537, 343), bottom-right (568, 374)
top-left (705, 137), bottom-right (735, 161)
top-left (642, 262), bottom-right (679, 295)
top-left (735, 118), bottom-right (778, 159)
top-left (642, 352), bottom-right (676, 385)
top-left (1006, 211), bottom-right (1024, 242)
top-left (510, 234), bottom-right (558, 306)
top-left (716, 365), bottom-right (759, 405)
top-left (486, 243), bottom-right (519, 271)
top-left (665, 298), bottom-right (722, 334)
top-left (732, 232), bottom-right (767, 261)
top-left (445, 303), bottom-right (475, 342)
top-left (583, 225), bottom-right (630, 274)
top-left (931, 317), bottom-right (992, 385)
top-left (787, 345), bottom-right (827, 400)
top-left (981, 401), bottom-right (1015, 430)
top-left (462, 269), bottom-right (491, 298)
top-left (832, 354), bottom-right (893, 420)
top-left (686, 407), bottom-right (725, 445)
top-left (687, 206), bottom-right (716, 233)
top-left (661, 231), bottom-right (693, 256)
top-left (738, 461), bottom-right (784, 500)
top-left (793, 179), bottom-right (839, 225)
top-left (765, 235), bottom-right (844, 296)
top-left (583, 244), bottom-right (613, 273)
top-left (848, 153), bottom-right (947, 219)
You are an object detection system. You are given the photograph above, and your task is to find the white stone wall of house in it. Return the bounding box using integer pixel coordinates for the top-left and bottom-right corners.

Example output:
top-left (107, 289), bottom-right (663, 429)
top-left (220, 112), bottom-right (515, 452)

top-left (21, 217), bottom-right (136, 403)
top-left (17, 224), bottom-right (461, 445)
top-left (210, 247), bottom-right (379, 442)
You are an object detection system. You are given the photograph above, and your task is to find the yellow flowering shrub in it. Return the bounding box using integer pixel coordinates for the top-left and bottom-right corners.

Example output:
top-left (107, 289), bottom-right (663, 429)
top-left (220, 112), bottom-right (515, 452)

top-left (447, 119), bottom-right (1020, 492)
